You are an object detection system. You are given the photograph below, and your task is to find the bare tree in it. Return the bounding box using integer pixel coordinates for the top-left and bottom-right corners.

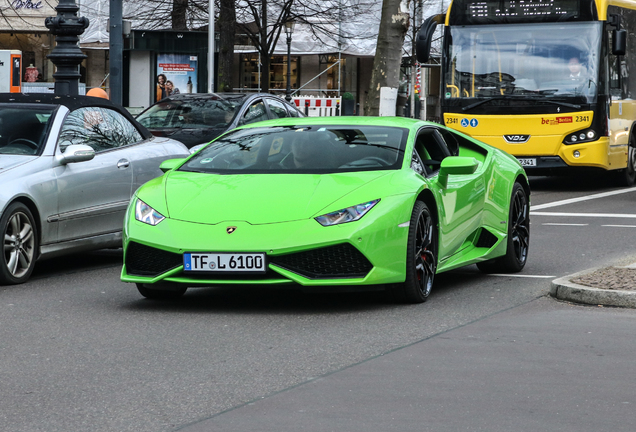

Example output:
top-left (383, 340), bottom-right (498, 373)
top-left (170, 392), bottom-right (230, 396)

top-left (365, 0), bottom-right (409, 116)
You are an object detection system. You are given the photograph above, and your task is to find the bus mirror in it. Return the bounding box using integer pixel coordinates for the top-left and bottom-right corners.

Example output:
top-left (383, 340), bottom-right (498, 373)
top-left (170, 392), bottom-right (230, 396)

top-left (613, 29), bottom-right (626, 56)
top-left (416, 14), bottom-right (445, 63)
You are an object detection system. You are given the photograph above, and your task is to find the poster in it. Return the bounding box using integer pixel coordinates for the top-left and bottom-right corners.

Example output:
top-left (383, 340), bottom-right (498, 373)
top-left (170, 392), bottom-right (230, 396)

top-left (156, 54), bottom-right (198, 101)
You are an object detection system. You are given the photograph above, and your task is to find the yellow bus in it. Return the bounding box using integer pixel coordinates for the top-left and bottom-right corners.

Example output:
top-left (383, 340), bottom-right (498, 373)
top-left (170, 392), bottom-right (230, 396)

top-left (416, 0), bottom-right (636, 185)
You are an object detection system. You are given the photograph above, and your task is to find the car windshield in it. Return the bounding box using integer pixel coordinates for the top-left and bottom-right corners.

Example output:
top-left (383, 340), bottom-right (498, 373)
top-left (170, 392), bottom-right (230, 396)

top-left (0, 106), bottom-right (55, 155)
top-left (136, 96), bottom-right (247, 129)
top-left (180, 125), bottom-right (408, 174)
top-left (445, 22), bottom-right (602, 105)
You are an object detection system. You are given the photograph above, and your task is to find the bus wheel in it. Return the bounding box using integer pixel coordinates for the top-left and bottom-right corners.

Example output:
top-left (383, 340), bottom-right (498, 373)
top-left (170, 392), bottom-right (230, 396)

top-left (618, 144), bottom-right (636, 187)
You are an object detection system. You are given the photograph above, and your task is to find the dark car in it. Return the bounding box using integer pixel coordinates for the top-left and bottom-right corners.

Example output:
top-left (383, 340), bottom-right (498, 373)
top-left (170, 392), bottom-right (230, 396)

top-left (135, 93), bottom-right (305, 149)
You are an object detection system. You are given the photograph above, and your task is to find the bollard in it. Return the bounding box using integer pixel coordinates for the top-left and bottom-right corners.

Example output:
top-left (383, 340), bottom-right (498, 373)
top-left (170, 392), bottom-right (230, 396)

top-left (304, 100), bottom-right (310, 116)
top-left (336, 102), bottom-right (340, 116)
top-left (356, 103), bottom-right (360, 116)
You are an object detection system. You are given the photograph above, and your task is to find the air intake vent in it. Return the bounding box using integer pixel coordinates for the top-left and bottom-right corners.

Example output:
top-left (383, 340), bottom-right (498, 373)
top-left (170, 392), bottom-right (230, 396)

top-left (270, 243), bottom-right (373, 279)
top-left (125, 242), bottom-right (182, 276)
top-left (476, 228), bottom-right (498, 248)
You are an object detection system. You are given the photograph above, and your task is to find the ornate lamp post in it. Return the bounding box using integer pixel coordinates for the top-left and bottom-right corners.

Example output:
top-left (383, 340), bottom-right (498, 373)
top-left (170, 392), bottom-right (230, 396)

top-left (45, 0), bottom-right (89, 96)
top-left (284, 20), bottom-right (295, 102)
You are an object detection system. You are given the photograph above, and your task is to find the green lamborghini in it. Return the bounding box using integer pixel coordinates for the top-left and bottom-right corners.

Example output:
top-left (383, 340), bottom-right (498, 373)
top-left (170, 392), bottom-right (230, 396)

top-left (121, 116), bottom-right (529, 303)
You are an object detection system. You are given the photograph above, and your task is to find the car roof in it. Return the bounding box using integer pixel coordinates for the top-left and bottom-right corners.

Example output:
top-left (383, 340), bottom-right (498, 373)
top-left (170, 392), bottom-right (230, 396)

top-left (235, 115), bottom-right (429, 129)
top-left (0, 92), bottom-right (152, 139)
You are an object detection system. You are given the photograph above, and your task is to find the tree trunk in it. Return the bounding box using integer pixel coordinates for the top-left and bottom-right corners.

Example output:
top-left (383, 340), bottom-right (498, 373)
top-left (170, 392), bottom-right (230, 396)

top-left (218, 0), bottom-right (236, 92)
top-left (364, 0), bottom-right (409, 116)
top-left (171, 0), bottom-right (189, 30)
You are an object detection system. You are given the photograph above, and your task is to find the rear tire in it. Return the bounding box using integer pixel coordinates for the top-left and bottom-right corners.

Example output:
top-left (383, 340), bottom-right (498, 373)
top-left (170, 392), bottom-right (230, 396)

top-left (477, 182), bottom-right (529, 274)
top-left (136, 283), bottom-right (187, 300)
top-left (391, 200), bottom-right (438, 304)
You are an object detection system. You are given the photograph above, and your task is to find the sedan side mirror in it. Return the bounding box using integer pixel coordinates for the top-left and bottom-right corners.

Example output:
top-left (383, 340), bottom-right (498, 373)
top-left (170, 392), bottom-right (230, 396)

top-left (159, 158), bottom-right (186, 173)
top-left (58, 144), bottom-right (95, 165)
top-left (438, 156), bottom-right (479, 188)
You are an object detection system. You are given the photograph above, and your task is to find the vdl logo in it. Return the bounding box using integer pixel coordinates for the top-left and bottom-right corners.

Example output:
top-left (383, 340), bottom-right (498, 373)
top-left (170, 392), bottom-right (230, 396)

top-left (503, 135), bottom-right (531, 143)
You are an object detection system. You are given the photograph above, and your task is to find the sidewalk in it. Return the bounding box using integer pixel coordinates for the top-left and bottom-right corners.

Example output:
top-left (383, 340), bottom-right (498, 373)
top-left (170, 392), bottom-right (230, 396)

top-left (550, 263), bottom-right (636, 308)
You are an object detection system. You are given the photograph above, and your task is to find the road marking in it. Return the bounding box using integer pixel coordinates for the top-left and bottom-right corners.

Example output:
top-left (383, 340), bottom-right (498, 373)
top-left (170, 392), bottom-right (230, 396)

top-left (531, 186), bottom-right (636, 210)
top-left (488, 274), bottom-right (556, 278)
top-left (530, 212), bottom-right (636, 218)
top-left (542, 222), bottom-right (589, 226)
top-left (602, 224), bottom-right (636, 228)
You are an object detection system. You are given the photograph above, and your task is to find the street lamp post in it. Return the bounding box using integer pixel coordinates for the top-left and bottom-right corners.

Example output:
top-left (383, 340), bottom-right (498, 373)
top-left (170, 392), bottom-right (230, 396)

top-left (284, 20), bottom-right (295, 103)
top-left (45, 0), bottom-right (89, 96)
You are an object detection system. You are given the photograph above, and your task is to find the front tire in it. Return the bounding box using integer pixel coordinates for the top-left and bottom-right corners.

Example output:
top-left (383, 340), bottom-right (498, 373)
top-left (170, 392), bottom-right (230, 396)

top-left (136, 283), bottom-right (187, 300)
top-left (477, 182), bottom-right (529, 273)
top-left (617, 144), bottom-right (636, 187)
top-left (391, 200), bottom-right (438, 303)
top-left (0, 202), bottom-right (38, 285)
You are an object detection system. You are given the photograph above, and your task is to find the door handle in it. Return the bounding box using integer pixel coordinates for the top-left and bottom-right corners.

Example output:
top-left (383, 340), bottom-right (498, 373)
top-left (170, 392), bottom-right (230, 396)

top-left (117, 159), bottom-right (130, 168)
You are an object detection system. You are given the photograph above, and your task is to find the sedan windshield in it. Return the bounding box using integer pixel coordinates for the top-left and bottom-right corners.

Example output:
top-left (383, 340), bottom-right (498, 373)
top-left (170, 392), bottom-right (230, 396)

top-left (0, 106), bottom-right (55, 155)
top-left (445, 22), bottom-right (602, 105)
top-left (136, 96), bottom-right (246, 129)
top-left (180, 125), bottom-right (408, 174)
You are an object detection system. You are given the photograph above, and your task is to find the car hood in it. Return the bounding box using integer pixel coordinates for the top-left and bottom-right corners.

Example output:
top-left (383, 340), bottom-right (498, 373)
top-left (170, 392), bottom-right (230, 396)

top-left (148, 127), bottom-right (227, 148)
top-left (164, 171), bottom-right (393, 224)
top-left (0, 155), bottom-right (36, 173)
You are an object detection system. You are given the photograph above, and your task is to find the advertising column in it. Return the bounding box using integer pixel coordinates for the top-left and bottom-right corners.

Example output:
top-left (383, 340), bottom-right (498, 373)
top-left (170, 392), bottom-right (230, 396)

top-left (156, 54), bottom-right (198, 101)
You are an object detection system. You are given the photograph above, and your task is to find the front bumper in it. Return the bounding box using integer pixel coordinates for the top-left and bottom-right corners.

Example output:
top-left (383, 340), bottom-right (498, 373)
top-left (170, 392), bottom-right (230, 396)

top-left (121, 195), bottom-right (413, 287)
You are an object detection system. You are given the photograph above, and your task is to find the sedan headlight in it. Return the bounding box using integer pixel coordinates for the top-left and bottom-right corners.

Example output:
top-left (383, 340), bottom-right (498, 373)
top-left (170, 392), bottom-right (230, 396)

top-left (135, 199), bottom-right (165, 226)
top-left (315, 199), bottom-right (380, 226)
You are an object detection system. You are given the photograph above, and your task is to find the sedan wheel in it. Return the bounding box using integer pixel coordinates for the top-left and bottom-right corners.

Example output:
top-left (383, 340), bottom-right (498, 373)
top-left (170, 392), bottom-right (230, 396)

top-left (478, 182), bottom-right (529, 273)
top-left (391, 200), bottom-right (438, 303)
top-left (1, 203), bottom-right (38, 285)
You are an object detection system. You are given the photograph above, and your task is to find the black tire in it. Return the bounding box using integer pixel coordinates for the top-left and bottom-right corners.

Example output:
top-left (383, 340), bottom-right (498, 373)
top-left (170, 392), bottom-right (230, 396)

top-left (391, 200), bottom-right (438, 304)
top-left (0, 202), bottom-right (38, 285)
top-left (617, 144), bottom-right (636, 187)
top-left (477, 182), bottom-right (529, 274)
top-left (136, 283), bottom-right (187, 300)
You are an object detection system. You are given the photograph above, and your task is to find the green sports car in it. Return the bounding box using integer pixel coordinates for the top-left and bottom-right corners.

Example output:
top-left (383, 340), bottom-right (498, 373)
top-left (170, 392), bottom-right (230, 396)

top-left (121, 116), bottom-right (529, 303)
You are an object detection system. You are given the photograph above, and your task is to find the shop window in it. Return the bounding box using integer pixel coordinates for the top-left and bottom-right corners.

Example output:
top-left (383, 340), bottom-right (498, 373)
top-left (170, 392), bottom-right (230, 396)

top-left (239, 54), bottom-right (298, 91)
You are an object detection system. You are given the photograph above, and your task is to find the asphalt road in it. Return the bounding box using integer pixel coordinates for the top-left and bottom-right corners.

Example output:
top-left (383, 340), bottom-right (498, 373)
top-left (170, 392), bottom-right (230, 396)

top-left (1, 173), bottom-right (636, 432)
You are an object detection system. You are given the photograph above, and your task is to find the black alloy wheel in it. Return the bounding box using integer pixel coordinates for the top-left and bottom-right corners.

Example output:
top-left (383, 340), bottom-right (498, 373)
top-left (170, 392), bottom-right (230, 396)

top-left (0, 202), bottom-right (38, 285)
top-left (392, 200), bottom-right (438, 303)
top-left (478, 182), bottom-right (529, 273)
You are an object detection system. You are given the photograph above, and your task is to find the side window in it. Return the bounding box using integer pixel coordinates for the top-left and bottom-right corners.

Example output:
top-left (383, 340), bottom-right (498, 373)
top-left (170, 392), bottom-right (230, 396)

top-left (58, 107), bottom-right (143, 153)
top-left (437, 128), bottom-right (460, 156)
top-left (414, 128), bottom-right (452, 176)
top-left (266, 98), bottom-right (290, 119)
top-left (242, 100), bottom-right (269, 125)
top-left (287, 103), bottom-right (301, 117)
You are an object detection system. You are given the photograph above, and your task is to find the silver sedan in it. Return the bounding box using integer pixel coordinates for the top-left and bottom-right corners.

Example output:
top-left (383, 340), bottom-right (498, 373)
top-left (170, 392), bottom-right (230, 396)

top-left (0, 93), bottom-right (190, 284)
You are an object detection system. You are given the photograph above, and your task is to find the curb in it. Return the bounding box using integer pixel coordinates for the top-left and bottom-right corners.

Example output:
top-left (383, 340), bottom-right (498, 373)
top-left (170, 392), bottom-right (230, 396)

top-left (550, 267), bottom-right (636, 308)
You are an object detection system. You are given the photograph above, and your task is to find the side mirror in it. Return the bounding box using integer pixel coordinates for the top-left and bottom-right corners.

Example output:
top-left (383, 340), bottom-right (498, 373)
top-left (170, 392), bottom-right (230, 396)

top-left (58, 144), bottom-right (95, 165)
top-left (613, 29), bottom-right (626, 56)
top-left (438, 156), bottom-right (479, 188)
top-left (416, 14), bottom-right (445, 63)
top-left (159, 158), bottom-right (186, 173)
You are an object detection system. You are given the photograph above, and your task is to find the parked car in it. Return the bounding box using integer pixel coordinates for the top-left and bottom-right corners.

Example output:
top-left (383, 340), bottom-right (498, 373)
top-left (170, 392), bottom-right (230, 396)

top-left (121, 116), bottom-right (530, 302)
top-left (0, 93), bottom-right (190, 285)
top-left (135, 93), bottom-right (305, 149)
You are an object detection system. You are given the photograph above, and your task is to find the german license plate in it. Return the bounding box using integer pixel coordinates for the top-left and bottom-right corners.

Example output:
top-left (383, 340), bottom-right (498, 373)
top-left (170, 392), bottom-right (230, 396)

top-left (517, 158), bottom-right (537, 167)
top-left (184, 253), bottom-right (266, 273)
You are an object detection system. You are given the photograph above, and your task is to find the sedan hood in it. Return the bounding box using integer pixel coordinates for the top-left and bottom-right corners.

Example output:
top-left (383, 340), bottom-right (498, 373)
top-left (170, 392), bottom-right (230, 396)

top-left (0, 155), bottom-right (35, 173)
top-left (164, 171), bottom-right (392, 224)
top-left (149, 127), bottom-right (227, 148)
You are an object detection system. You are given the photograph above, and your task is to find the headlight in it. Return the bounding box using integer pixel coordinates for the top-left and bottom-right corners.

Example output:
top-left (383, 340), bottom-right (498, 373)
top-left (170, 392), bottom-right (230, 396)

top-left (563, 128), bottom-right (597, 145)
top-left (135, 199), bottom-right (165, 225)
top-left (315, 199), bottom-right (380, 226)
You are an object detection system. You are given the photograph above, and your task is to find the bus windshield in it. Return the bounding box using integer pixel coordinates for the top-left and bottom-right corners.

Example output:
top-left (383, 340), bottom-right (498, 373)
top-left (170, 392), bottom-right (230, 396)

top-left (444, 22), bottom-right (602, 106)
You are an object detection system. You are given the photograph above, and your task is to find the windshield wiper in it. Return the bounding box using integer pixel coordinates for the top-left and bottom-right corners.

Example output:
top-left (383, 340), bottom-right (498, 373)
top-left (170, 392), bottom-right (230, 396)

top-left (462, 97), bottom-right (505, 111)
top-left (462, 95), bottom-right (581, 112)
